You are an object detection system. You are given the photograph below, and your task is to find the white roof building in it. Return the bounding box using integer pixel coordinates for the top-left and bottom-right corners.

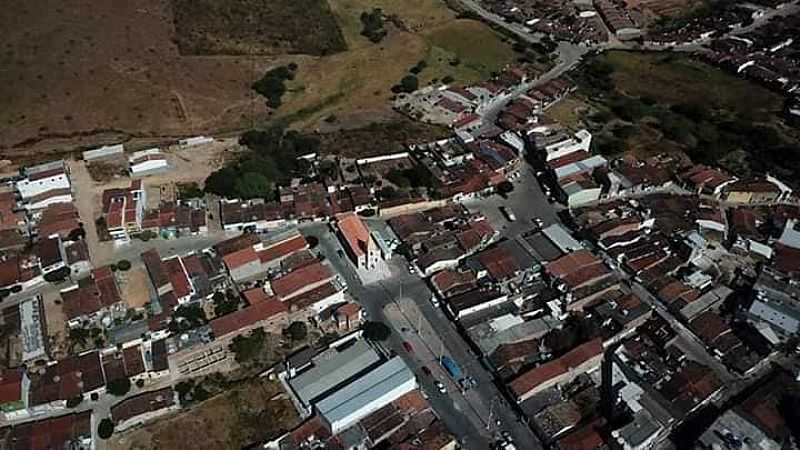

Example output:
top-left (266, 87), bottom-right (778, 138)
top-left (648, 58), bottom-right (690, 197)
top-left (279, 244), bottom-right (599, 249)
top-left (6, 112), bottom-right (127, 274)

top-left (316, 356), bottom-right (417, 434)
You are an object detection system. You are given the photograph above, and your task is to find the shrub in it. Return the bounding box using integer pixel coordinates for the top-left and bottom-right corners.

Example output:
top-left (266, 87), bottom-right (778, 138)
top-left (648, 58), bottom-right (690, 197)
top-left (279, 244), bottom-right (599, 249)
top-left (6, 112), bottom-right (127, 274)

top-left (98, 418), bottom-right (114, 439)
top-left (66, 394), bottom-right (83, 408)
top-left (106, 377), bottom-right (131, 396)
top-left (400, 75), bottom-right (419, 93)
top-left (116, 260), bottom-right (132, 271)
top-left (360, 9), bottom-right (387, 43)
top-left (284, 321), bottom-right (308, 341)
top-left (363, 321), bottom-right (391, 341)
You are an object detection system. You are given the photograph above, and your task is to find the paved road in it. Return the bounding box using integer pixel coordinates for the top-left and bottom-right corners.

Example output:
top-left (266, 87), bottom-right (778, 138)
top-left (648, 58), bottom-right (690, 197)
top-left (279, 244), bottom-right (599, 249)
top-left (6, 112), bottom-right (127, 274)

top-left (627, 279), bottom-right (736, 383)
top-left (304, 223), bottom-right (542, 450)
top-left (463, 165), bottom-right (560, 240)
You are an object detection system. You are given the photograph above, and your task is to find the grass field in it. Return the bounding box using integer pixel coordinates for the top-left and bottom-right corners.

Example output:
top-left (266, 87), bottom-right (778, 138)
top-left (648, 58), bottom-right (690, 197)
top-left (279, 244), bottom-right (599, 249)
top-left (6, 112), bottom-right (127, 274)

top-left (545, 97), bottom-right (589, 130)
top-left (573, 51), bottom-right (800, 182)
top-left (274, 0), bottom-right (516, 128)
top-left (600, 51), bottom-right (783, 121)
top-left (108, 378), bottom-right (299, 450)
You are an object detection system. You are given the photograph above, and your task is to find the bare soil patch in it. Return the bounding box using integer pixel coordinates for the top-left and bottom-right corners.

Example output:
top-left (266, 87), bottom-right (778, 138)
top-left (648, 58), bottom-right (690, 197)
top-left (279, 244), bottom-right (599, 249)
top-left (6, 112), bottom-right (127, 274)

top-left (107, 378), bottom-right (300, 450)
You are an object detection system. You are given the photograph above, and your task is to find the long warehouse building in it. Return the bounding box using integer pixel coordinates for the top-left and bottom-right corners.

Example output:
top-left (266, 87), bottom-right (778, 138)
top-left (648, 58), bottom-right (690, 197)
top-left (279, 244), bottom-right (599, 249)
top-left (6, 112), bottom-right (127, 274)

top-left (315, 356), bottom-right (417, 434)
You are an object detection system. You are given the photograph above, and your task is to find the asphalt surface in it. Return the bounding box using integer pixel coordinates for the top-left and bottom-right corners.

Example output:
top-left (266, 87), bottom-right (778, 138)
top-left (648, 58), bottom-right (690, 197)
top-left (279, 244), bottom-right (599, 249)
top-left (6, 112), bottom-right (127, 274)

top-left (304, 222), bottom-right (542, 450)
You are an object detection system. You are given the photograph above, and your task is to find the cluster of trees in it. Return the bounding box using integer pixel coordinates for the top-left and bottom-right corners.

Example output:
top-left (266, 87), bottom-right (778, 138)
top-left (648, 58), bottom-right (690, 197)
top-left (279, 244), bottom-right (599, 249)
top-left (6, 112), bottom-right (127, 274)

top-left (168, 304), bottom-right (208, 333)
top-left (106, 377), bottom-right (132, 397)
top-left (175, 378), bottom-right (211, 404)
top-left (252, 63), bottom-right (298, 108)
top-left (229, 327), bottom-right (267, 363)
top-left (391, 75), bottom-right (419, 94)
top-left (385, 164), bottom-right (436, 190)
top-left (213, 290), bottom-right (241, 317)
top-left (204, 125), bottom-right (321, 200)
top-left (360, 8), bottom-right (387, 43)
top-left (362, 321), bottom-right (391, 341)
top-left (283, 321), bottom-right (308, 342)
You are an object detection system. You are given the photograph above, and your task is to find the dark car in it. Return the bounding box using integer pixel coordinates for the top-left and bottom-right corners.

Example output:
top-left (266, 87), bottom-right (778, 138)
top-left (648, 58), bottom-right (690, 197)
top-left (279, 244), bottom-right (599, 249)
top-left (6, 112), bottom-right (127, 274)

top-left (421, 366), bottom-right (432, 376)
top-left (402, 341), bottom-right (414, 353)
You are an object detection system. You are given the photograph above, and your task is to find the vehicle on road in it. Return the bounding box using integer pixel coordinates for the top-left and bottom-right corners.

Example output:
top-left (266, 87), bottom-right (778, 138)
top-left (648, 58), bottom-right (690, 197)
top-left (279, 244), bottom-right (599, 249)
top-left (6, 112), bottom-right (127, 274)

top-left (533, 217), bottom-right (544, 228)
top-left (421, 366), bottom-right (432, 376)
top-left (440, 355), bottom-right (463, 380)
top-left (435, 381), bottom-right (447, 394)
top-left (402, 341), bottom-right (414, 353)
top-left (430, 295), bottom-right (440, 307)
top-left (499, 206), bottom-right (516, 222)
top-left (336, 249), bottom-right (344, 258)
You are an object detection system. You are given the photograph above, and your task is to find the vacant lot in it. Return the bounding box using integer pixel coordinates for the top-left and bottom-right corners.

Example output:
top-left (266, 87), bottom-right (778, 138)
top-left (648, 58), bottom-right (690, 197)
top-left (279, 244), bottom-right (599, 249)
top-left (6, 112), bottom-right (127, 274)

top-left (0, 0), bottom-right (513, 161)
top-left (108, 378), bottom-right (299, 450)
top-left (249, 0), bottom-right (517, 128)
top-left (0, 0), bottom-right (278, 158)
top-left (573, 51), bottom-right (800, 183)
top-left (171, 0), bottom-right (346, 56)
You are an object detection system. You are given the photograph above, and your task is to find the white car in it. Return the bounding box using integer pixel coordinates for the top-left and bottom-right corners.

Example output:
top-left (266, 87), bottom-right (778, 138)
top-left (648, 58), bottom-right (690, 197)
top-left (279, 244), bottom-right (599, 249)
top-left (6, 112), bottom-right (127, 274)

top-left (435, 381), bottom-right (447, 394)
top-left (500, 206), bottom-right (516, 222)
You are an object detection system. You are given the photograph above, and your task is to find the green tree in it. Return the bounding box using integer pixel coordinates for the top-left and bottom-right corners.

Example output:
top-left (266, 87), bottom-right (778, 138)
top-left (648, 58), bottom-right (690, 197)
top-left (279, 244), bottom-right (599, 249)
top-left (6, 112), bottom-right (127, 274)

top-left (106, 377), bottom-right (131, 397)
top-left (229, 327), bottom-right (267, 363)
top-left (363, 321), bottom-right (391, 341)
top-left (66, 394), bottom-right (83, 408)
top-left (496, 180), bottom-right (514, 196)
top-left (204, 166), bottom-right (238, 197)
top-left (400, 75), bottom-right (419, 93)
top-left (360, 9), bottom-right (387, 43)
top-left (235, 172), bottom-right (271, 199)
top-left (98, 418), bottom-right (115, 439)
top-left (284, 321), bottom-right (308, 342)
top-left (116, 259), bottom-right (131, 271)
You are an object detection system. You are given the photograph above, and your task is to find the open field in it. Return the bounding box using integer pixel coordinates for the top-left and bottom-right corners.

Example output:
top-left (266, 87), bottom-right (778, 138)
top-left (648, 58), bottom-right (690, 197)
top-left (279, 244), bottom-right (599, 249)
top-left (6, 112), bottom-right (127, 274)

top-left (572, 51), bottom-right (800, 182)
top-left (0, 0), bottom-right (279, 158)
top-left (278, 0), bottom-right (516, 129)
top-left (172, 0), bottom-right (346, 56)
top-left (545, 97), bottom-right (590, 130)
top-left (0, 0), bottom-right (514, 161)
top-left (108, 378), bottom-right (300, 450)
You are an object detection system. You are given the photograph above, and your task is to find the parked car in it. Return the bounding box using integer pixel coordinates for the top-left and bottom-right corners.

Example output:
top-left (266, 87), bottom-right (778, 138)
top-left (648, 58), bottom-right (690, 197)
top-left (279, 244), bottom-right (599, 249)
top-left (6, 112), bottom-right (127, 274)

top-left (402, 341), bottom-right (414, 353)
top-left (421, 366), bottom-right (432, 376)
top-left (435, 381), bottom-right (447, 394)
top-left (499, 206), bottom-right (516, 222)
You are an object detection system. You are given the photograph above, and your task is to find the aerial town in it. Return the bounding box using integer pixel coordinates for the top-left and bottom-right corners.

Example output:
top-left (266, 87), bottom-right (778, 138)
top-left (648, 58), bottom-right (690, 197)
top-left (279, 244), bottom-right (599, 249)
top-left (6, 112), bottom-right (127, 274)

top-left (0, 0), bottom-right (800, 449)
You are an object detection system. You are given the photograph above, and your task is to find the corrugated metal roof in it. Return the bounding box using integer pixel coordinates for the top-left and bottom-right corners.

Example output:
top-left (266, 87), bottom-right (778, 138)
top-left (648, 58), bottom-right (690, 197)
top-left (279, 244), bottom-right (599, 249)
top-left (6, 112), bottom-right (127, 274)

top-left (316, 356), bottom-right (416, 430)
top-left (289, 339), bottom-right (381, 406)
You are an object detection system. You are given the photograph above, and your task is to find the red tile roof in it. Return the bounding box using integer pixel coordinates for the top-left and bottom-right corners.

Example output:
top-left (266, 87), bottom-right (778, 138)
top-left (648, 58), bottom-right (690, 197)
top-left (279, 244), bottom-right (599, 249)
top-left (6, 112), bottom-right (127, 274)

top-left (210, 297), bottom-right (287, 338)
top-left (477, 246), bottom-right (519, 281)
top-left (214, 233), bottom-right (260, 256)
top-left (336, 212), bottom-right (372, 258)
top-left (243, 287), bottom-right (270, 305)
top-left (0, 368), bottom-right (23, 404)
top-left (270, 261), bottom-right (332, 299)
top-left (773, 243), bottom-right (800, 275)
top-left (546, 250), bottom-right (600, 278)
top-left (257, 234), bottom-right (308, 264)
top-left (222, 246), bottom-right (259, 270)
top-left (163, 257), bottom-right (191, 299)
top-left (509, 338), bottom-right (602, 399)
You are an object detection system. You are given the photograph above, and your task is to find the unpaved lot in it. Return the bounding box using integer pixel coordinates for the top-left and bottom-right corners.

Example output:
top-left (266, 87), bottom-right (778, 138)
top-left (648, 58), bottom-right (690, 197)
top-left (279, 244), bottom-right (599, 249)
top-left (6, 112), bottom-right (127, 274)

top-left (69, 139), bottom-right (239, 264)
top-left (107, 378), bottom-right (300, 450)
